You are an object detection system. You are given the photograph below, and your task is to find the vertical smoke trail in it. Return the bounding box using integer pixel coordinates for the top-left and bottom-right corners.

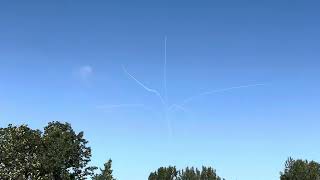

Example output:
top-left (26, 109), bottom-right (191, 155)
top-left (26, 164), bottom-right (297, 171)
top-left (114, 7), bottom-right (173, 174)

top-left (164, 36), bottom-right (168, 103)
top-left (163, 36), bottom-right (172, 138)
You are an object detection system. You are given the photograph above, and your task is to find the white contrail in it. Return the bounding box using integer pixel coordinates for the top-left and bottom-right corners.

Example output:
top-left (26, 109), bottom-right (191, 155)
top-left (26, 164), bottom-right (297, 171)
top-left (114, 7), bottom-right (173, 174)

top-left (122, 65), bottom-right (166, 105)
top-left (120, 38), bottom-right (266, 140)
top-left (168, 104), bottom-right (189, 113)
top-left (170, 83), bottom-right (266, 108)
top-left (163, 36), bottom-right (172, 138)
top-left (96, 104), bottom-right (145, 109)
top-left (96, 103), bottom-right (157, 116)
top-left (164, 36), bottom-right (168, 103)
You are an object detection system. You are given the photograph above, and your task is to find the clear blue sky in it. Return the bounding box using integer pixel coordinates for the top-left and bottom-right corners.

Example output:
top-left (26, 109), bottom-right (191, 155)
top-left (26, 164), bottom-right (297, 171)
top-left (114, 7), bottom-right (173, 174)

top-left (1, 1), bottom-right (320, 179)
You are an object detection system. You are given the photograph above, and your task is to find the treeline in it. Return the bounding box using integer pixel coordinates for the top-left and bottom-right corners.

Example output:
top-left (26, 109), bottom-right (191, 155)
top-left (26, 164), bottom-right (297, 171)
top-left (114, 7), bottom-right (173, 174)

top-left (149, 166), bottom-right (224, 180)
top-left (0, 121), bottom-right (319, 180)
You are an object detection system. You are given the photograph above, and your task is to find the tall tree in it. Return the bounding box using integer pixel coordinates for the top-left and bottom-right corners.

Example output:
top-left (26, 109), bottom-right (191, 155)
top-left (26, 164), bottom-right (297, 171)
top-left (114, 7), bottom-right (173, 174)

top-left (93, 159), bottom-right (116, 180)
top-left (280, 157), bottom-right (320, 180)
top-left (42, 121), bottom-right (96, 179)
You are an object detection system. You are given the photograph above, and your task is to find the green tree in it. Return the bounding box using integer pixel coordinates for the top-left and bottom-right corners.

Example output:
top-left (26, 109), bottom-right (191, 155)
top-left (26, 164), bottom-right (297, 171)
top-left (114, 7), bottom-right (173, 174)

top-left (200, 166), bottom-right (223, 180)
top-left (0, 124), bottom-right (43, 179)
top-left (178, 166), bottom-right (224, 180)
top-left (280, 157), bottom-right (320, 180)
top-left (149, 166), bottom-right (224, 180)
top-left (0, 122), bottom-right (96, 180)
top-left (178, 167), bottom-right (201, 180)
top-left (93, 159), bottom-right (116, 180)
top-left (42, 121), bottom-right (96, 179)
top-left (149, 166), bottom-right (178, 180)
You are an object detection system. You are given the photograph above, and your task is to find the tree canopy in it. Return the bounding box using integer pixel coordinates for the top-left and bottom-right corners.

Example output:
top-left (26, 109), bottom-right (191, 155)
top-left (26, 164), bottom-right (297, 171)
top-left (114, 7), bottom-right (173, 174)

top-left (93, 159), bottom-right (116, 180)
top-left (0, 122), bottom-right (96, 179)
top-left (148, 166), bottom-right (224, 180)
top-left (280, 157), bottom-right (320, 180)
top-left (149, 166), bottom-right (178, 180)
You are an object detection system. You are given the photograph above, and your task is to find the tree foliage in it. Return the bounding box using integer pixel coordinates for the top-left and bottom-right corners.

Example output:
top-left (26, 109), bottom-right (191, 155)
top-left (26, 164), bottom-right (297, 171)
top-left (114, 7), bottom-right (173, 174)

top-left (179, 166), bottom-right (224, 180)
top-left (0, 122), bottom-right (96, 180)
top-left (4, 121), bottom-right (320, 180)
top-left (149, 166), bottom-right (178, 180)
top-left (280, 157), bottom-right (320, 180)
top-left (148, 166), bottom-right (224, 180)
top-left (0, 124), bottom-right (43, 179)
top-left (93, 159), bottom-right (116, 180)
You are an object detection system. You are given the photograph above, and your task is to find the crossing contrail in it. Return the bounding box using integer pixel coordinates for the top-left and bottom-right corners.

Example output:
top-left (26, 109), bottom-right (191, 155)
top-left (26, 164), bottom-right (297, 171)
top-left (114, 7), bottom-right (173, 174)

top-left (122, 65), bottom-right (166, 106)
top-left (97, 104), bottom-right (145, 109)
top-left (171, 83), bottom-right (266, 108)
top-left (119, 37), bottom-right (266, 139)
top-left (122, 37), bottom-right (174, 138)
top-left (168, 104), bottom-right (189, 113)
top-left (96, 103), bottom-right (157, 115)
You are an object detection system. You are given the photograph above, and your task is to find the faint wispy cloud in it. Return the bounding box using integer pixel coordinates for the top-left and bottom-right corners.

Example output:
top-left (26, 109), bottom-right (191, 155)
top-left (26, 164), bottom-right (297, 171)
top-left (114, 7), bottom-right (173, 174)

top-left (74, 65), bottom-right (94, 85)
top-left (78, 65), bottom-right (93, 80)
